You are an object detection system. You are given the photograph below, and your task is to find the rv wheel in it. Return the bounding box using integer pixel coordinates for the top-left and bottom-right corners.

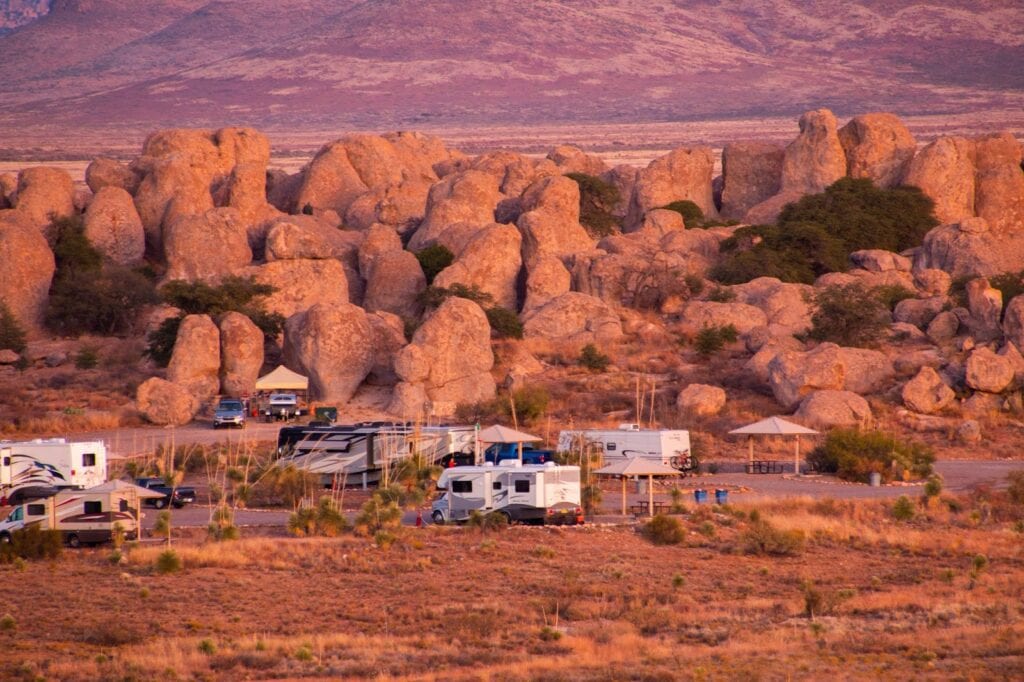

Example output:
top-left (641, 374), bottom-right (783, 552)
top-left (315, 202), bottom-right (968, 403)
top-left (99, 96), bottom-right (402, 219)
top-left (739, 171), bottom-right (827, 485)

top-left (66, 534), bottom-right (81, 548)
top-left (500, 511), bottom-right (513, 525)
top-left (0, 532), bottom-right (10, 544)
top-left (431, 511), bottom-right (445, 525)
top-left (154, 498), bottom-right (167, 509)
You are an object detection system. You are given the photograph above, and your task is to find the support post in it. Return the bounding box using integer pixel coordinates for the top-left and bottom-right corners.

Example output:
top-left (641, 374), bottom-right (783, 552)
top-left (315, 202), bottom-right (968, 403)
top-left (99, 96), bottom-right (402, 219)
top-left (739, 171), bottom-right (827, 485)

top-left (794, 436), bottom-right (801, 476)
top-left (648, 474), bottom-right (654, 517)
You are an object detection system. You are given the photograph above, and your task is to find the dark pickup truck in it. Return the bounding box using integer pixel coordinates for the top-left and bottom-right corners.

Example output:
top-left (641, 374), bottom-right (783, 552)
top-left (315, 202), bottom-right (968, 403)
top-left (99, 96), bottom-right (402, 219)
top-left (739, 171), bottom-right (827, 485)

top-left (135, 478), bottom-right (197, 509)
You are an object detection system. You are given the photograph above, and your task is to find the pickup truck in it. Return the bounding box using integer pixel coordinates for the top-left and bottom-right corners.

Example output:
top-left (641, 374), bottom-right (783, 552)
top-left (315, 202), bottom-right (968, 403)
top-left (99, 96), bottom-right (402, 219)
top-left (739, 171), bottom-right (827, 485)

top-left (135, 478), bottom-right (197, 509)
top-left (483, 443), bottom-right (557, 465)
top-left (263, 393), bottom-right (304, 421)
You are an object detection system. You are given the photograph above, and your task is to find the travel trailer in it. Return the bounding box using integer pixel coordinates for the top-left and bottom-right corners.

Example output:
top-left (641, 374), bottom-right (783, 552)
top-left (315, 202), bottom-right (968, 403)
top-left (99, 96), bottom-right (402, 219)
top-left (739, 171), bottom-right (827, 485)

top-left (0, 439), bottom-right (108, 504)
top-left (0, 481), bottom-right (159, 547)
top-left (276, 423), bottom-right (477, 489)
top-left (431, 460), bottom-right (583, 525)
top-left (557, 424), bottom-right (695, 471)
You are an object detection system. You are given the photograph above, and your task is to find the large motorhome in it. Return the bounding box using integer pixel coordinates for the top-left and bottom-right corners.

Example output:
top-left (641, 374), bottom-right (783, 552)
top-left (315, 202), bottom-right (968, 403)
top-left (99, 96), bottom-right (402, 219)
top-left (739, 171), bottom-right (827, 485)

top-left (0, 439), bottom-right (108, 504)
top-left (431, 460), bottom-right (583, 525)
top-left (276, 423), bottom-right (477, 489)
top-left (557, 424), bottom-right (694, 471)
top-left (0, 481), bottom-right (150, 547)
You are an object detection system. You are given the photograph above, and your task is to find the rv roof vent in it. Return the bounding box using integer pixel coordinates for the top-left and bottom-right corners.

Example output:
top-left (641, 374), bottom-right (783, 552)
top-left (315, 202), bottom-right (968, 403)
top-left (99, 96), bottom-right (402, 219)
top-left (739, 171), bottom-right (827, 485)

top-left (482, 462), bottom-right (494, 467)
top-left (543, 461), bottom-right (556, 467)
top-left (617, 423), bottom-right (641, 431)
top-left (498, 459), bottom-right (522, 467)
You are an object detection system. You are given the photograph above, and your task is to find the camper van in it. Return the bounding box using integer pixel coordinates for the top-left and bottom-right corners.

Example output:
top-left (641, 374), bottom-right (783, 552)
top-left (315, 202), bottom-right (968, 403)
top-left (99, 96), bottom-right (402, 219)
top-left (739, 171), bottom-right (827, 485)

top-left (557, 424), bottom-right (694, 472)
top-left (431, 461), bottom-right (583, 525)
top-left (0, 439), bottom-right (108, 504)
top-left (276, 423), bottom-right (476, 489)
top-left (0, 482), bottom-right (149, 547)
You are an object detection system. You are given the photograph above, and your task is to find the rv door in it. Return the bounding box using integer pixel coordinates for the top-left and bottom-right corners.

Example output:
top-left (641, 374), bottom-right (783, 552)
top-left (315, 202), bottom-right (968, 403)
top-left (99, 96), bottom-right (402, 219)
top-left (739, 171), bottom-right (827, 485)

top-left (0, 447), bottom-right (11, 487)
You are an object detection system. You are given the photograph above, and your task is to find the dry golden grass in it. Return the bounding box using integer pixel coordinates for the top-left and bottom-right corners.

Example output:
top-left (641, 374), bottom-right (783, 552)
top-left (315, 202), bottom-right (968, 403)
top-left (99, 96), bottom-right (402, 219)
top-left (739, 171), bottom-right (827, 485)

top-left (3, 492), bottom-right (1023, 681)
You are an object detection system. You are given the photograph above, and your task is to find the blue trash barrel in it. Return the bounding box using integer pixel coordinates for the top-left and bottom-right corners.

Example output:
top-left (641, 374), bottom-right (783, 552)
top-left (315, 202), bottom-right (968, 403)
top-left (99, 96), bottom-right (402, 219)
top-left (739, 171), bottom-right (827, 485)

top-left (693, 489), bottom-right (708, 504)
top-left (715, 489), bottom-right (728, 505)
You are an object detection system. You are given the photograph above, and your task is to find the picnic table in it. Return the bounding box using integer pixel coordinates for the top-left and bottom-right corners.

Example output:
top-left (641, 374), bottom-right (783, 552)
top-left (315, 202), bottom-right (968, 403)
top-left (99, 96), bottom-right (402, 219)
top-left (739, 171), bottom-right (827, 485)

top-left (629, 500), bottom-right (670, 516)
top-left (745, 460), bottom-right (784, 474)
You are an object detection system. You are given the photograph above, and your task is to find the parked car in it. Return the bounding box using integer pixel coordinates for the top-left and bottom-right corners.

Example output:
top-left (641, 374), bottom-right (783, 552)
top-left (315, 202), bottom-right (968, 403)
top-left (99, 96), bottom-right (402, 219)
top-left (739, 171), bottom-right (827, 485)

top-left (213, 398), bottom-right (246, 429)
top-left (263, 393), bottom-right (303, 421)
top-left (135, 477), bottom-right (197, 509)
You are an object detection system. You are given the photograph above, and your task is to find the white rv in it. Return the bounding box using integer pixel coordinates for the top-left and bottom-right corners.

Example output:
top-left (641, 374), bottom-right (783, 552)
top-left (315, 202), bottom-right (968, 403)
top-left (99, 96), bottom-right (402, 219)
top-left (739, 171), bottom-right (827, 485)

top-left (557, 424), bottom-right (694, 471)
top-left (431, 461), bottom-right (583, 525)
top-left (0, 481), bottom-right (158, 547)
top-left (0, 439), bottom-right (108, 503)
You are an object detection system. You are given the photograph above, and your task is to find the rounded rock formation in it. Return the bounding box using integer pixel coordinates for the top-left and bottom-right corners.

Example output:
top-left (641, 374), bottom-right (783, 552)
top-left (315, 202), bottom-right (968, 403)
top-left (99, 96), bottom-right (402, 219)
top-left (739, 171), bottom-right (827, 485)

top-left (167, 314), bottom-right (221, 405)
top-left (83, 186), bottom-right (145, 265)
top-left (676, 384), bottom-right (727, 417)
top-left (136, 377), bottom-right (199, 426)
top-left (901, 366), bottom-right (956, 414)
top-left (283, 302), bottom-right (375, 404)
top-left (219, 312), bottom-right (264, 397)
top-left (0, 210), bottom-right (56, 330)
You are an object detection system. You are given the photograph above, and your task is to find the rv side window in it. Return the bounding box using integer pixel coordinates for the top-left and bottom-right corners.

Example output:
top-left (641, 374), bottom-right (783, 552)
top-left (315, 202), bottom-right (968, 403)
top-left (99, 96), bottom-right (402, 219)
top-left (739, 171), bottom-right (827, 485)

top-left (492, 482), bottom-right (502, 490)
top-left (2, 455), bottom-right (9, 466)
top-left (82, 453), bottom-right (97, 467)
top-left (84, 501), bottom-right (102, 514)
top-left (606, 442), bottom-right (617, 451)
top-left (119, 499), bottom-right (129, 512)
top-left (514, 480), bottom-right (530, 493)
top-left (26, 504), bottom-right (46, 516)
top-left (451, 480), bottom-right (473, 493)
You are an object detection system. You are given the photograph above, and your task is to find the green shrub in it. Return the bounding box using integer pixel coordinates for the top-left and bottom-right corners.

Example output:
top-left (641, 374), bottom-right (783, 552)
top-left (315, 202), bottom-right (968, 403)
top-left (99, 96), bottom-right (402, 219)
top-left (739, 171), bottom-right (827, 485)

top-left (486, 307), bottom-right (523, 339)
top-left (693, 324), bottom-right (738, 356)
top-left (159, 276), bottom-right (283, 336)
top-left (0, 526), bottom-right (62, 563)
top-left (566, 173), bottom-right (621, 238)
top-left (642, 515), bottom-right (685, 546)
top-left (660, 200), bottom-right (704, 227)
top-left (288, 497), bottom-right (349, 537)
top-left (740, 519), bottom-right (805, 556)
top-left (989, 271), bottom-right (1024, 315)
top-left (198, 638), bottom-right (216, 655)
top-left (924, 475), bottom-right (944, 499)
top-left (418, 284), bottom-right (494, 309)
top-left (415, 244), bottom-right (455, 285)
top-left (510, 385), bottom-right (550, 421)
top-left (74, 347), bottom-right (99, 370)
top-left (45, 215), bottom-right (159, 336)
top-left (467, 510), bottom-right (509, 533)
top-left (778, 177), bottom-right (938, 253)
top-left (355, 491), bottom-right (403, 536)
top-left (872, 284), bottom-right (917, 311)
top-left (0, 614), bottom-right (15, 631)
top-left (706, 286), bottom-right (735, 303)
top-left (711, 179), bottom-right (938, 285)
top-left (808, 429), bottom-right (935, 483)
top-left (144, 315), bottom-right (183, 367)
top-left (155, 549), bottom-right (182, 574)
top-left (578, 343), bottom-right (610, 372)
top-left (891, 496), bottom-right (915, 521)
top-left (0, 302), bottom-right (27, 353)
top-left (807, 284), bottom-right (891, 348)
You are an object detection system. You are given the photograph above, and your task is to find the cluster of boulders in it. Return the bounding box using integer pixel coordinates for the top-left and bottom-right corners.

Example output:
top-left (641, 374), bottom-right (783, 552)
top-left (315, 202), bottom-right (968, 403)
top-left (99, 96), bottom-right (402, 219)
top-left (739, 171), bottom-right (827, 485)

top-left (0, 108), bottom-right (1021, 434)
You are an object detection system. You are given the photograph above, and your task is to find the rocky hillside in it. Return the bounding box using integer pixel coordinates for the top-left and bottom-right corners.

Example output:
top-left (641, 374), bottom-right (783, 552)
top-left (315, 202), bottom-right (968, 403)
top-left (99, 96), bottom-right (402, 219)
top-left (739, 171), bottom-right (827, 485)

top-left (0, 0), bottom-right (1022, 132)
top-left (0, 109), bottom-right (1023, 456)
top-left (0, 0), bottom-right (49, 34)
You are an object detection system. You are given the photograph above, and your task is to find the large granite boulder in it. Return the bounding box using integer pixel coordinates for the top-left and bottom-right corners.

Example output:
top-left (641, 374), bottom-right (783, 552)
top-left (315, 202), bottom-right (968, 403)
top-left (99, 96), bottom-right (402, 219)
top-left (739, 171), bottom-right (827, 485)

top-left (86, 158), bottom-right (143, 195)
top-left (167, 314), bottom-right (221, 405)
top-left (676, 383), bottom-right (727, 417)
top-left (408, 170), bottom-right (501, 250)
top-left (219, 312), bottom-right (263, 398)
top-left (283, 303), bottom-right (375, 404)
top-left (136, 377), bottom-right (199, 426)
top-left (795, 390), bottom-right (873, 429)
top-left (389, 297), bottom-right (496, 417)
top-left (903, 136), bottom-right (976, 224)
top-left (522, 292), bottom-right (623, 344)
top-left (626, 146), bottom-right (717, 228)
top-left (837, 347), bottom-right (895, 395)
top-left (244, 259), bottom-right (351, 320)
top-left (517, 175), bottom-right (595, 264)
top-left (767, 343), bottom-right (846, 409)
top-left (837, 113), bottom-right (916, 188)
top-left (433, 222), bottom-right (522, 310)
top-left (366, 311), bottom-right (407, 386)
top-left (0, 210), bottom-right (56, 330)
top-left (133, 155), bottom-right (215, 256)
top-left (720, 141), bottom-right (784, 221)
top-left (523, 254), bottom-right (572, 312)
top-left (1003, 295), bottom-right (1024, 351)
top-left (163, 208), bottom-right (252, 282)
top-left (546, 145), bottom-right (608, 176)
top-left (901, 366), bottom-right (956, 414)
top-left (362, 249), bottom-right (426, 320)
top-left (916, 217), bottom-right (1024, 278)
top-left (679, 301), bottom-right (769, 336)
top-left (13, 167), bottom-right (75, 233)
top-left (973, 132), bottom-right (1024, 233)
top-left (965, 346), bottom-right (1014, 393)
top-left (83, 187), bottom-right (146, 266)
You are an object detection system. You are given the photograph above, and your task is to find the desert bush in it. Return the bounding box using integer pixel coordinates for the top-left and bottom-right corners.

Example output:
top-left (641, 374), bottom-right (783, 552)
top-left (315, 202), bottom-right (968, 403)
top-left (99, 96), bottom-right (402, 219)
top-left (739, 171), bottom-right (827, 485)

top-left (159, 276), bottom-right (284, 337)
top-left (418, 283), bottom-right (494, 309)
top-left (872, 284), bottom-right (917, 311)
top-left (989, 271), bottom-right (1024, 314)
top-left (509, 385), bottom-right (550, 421)
top-left (706, 286), bottom-right (735, 303)
top-left (620, 260), bottom-right (699, 310)
top-left (578, 343), bottom-right (610, 372)
top-left (642, 515), bottom-right (685, 546)
top-left (0, 614), bottom-right (14, 631)
top-left (415, 244), bottom-right (455, 285)
top-left (486, 306), bottom-right (523, 339)
top-left (0, 526), bottom-right (62, 563)
top-left (924, 475), bottom-right (944, 499)
top-left (144, 315), bottom-right (183, 367)
top-left (467, 510), bottom-right (509, 533)
top-left (891, 495), bottom-right (915, 521)
top-left (807, 284), bottom-right (891, 348)
top-left (712, 222), bottom-right (847, 285)
top-left (355, 491), bottom-right (403, 536)
top-left (693, 323), bottom-right (738, 356)
top-left (661, 199), bottom-right (704, 227)
top-left (0, 302), bottom-right (27, 353)
top-left (741, 519), bottom-right (805, 556)
top-left (808, 429), bottom-right (935, 483)
top-left (288, 497), bottom-right (349, 537)
top-left (566, 172), bottom-right (621, 238)
top-left (198, 638), bottom-right (216, 655)
top-left (155, 549), bottom-right (182, 574)
top-left (1007, 470), bottom-right (1024, 505)
top-left (801, 581), bottom-right (855, 619)
top-left (74, 346), bottom-right (99, 369)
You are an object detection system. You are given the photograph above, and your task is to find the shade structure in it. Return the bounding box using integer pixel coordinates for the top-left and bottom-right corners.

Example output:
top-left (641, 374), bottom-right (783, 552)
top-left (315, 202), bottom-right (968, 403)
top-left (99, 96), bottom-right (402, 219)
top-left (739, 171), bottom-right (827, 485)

top-left (87, 480), bottom-right (165, 499)
top-left (254, 365), bottom-right (309, 392)
top-left (729, 416), bottom-right (819, 474)
top-left (476, 425), bottom-right (542, 444)
top-left (594, 457), bottom-right (681, 517)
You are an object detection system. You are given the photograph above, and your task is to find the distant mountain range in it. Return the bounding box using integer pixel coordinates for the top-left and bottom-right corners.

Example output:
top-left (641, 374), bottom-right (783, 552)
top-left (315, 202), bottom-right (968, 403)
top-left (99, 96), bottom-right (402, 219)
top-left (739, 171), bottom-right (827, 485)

top-left (0, 0), bottom-right (1022, 135)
